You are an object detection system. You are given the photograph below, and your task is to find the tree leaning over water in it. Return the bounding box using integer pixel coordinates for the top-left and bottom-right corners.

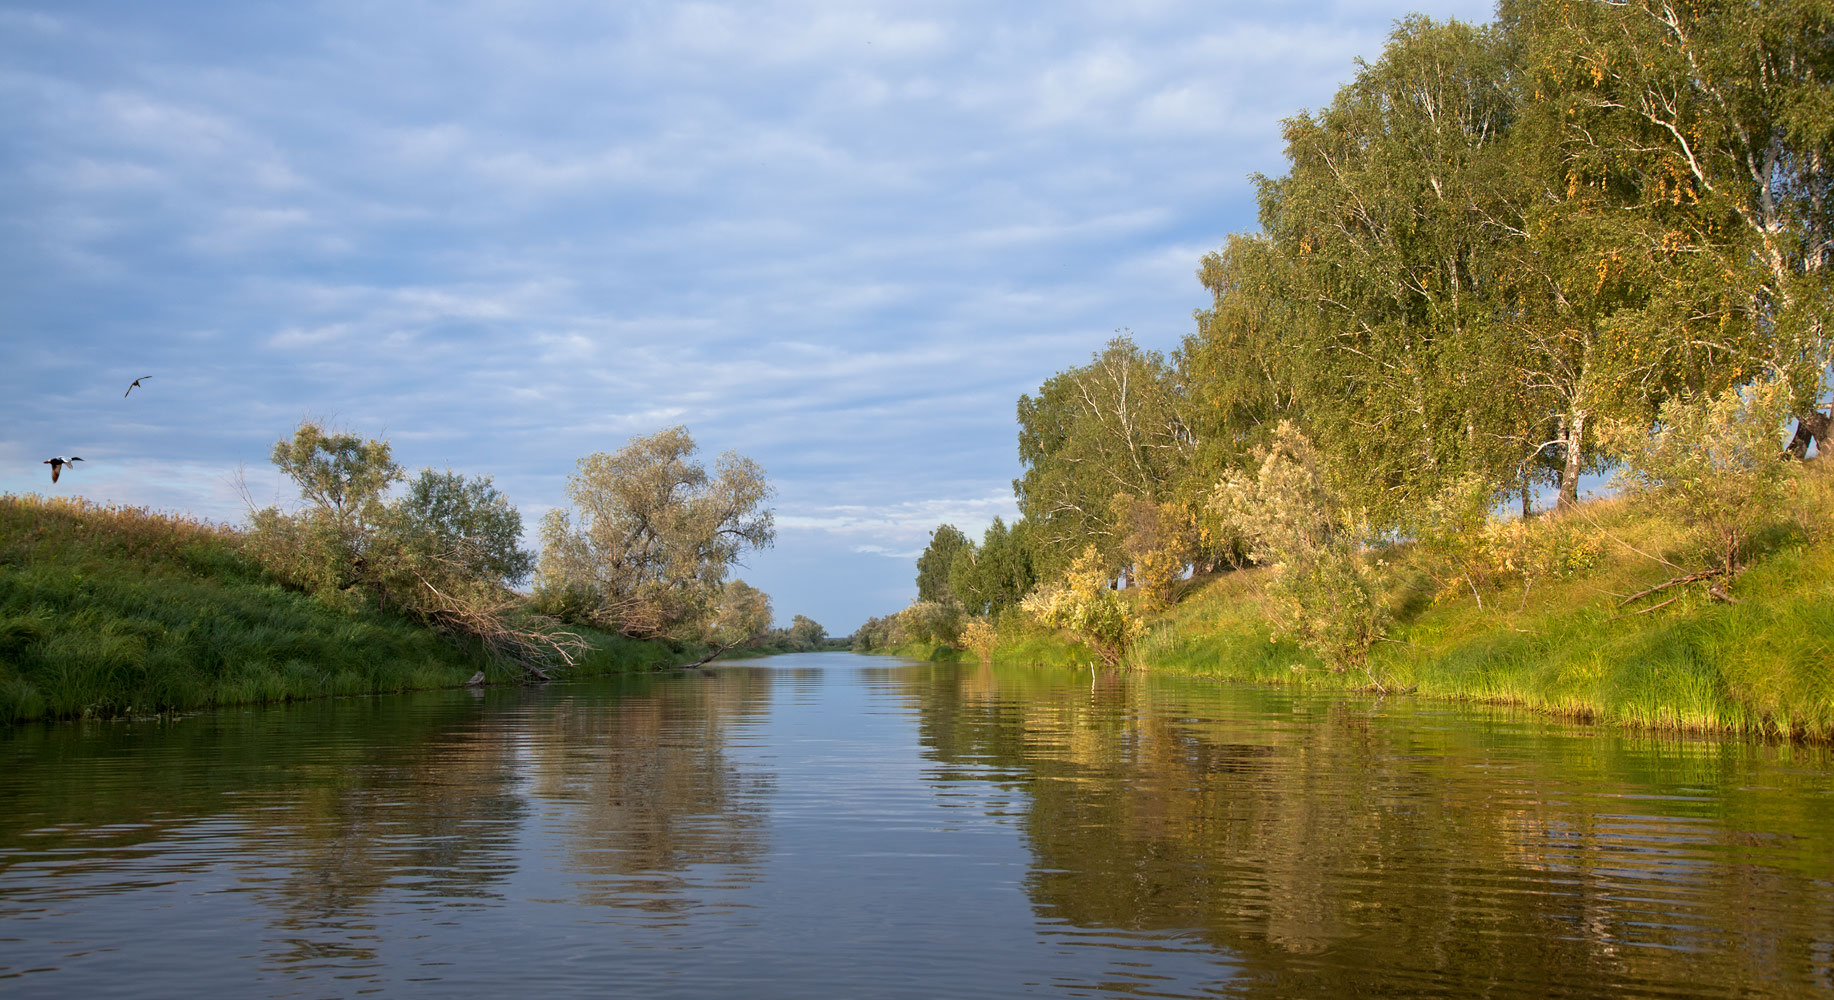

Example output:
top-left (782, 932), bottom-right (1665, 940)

top-left (536, 426), bottom-right (775, 640)
top-left (249, 421), bottom-right (582, 677)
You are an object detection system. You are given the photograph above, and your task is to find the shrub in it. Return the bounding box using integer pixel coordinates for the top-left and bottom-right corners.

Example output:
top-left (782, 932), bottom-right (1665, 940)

top-left (1021, 546), bottom-right (1144, 667)
top-left (897, 600), bottom-right (965, 646)
top-left (1212, 421), bottom-right (1391, 679)
top-left (960, 618), bottom-right (998, 662)
top-left (1611, 378), bottom-right (1797, 578)
top-left (1414, 477), bottom-right (1603, 607)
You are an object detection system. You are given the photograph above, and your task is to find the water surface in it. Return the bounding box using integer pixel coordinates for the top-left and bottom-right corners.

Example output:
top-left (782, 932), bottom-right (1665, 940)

top-left (3, 653), bottom-right (1831, 997)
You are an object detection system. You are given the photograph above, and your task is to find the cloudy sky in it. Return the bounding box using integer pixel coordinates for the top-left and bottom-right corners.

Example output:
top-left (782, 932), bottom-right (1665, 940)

top-left (1, 0), bottom-right (1497, 633)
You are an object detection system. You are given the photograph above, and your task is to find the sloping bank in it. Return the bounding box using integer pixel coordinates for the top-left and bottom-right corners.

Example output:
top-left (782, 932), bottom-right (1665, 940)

top-left (0, 495), bottom-right (682, 724)
top-left (876, 490), bottom-right (1834, 742)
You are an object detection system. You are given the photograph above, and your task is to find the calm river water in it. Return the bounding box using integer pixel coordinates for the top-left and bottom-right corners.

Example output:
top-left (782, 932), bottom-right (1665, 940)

top-left (2, 652), bottom-right (1832, 998)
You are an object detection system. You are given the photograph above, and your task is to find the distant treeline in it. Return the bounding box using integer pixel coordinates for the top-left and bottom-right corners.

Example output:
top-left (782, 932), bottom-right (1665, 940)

top-left (863, 0), bottom-right (1834, 673)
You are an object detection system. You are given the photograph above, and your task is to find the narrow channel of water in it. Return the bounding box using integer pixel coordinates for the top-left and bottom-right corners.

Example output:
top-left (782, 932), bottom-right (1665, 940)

top-left (2, 652), bottom-right (1831, 998)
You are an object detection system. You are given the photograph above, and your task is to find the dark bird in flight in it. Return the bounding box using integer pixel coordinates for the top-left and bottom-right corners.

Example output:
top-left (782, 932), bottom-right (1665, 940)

top-left (43, 456), bottom-right (83, 483)
top-left (124, 376), bottom-right (151, 397)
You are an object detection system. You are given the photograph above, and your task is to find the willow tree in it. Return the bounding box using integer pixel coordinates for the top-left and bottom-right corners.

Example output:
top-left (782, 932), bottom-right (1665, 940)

top-left (537, 426), bottom-right (774, 638)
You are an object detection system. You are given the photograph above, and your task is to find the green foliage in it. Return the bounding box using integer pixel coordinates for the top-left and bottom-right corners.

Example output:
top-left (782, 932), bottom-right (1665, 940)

top-left (786, 614), bottom-right (826, 651)
top-left (536, 426), bottom-right (774, 638)
top-left (1255, 16), bottom-right (1526, 521)
top-left (1214, 423), bottom-right (1391, 677)
top-left (1016, 336), bottom-right (1199, 578)
top-left (1412, 477), bottom-right (1602, 606)
top-left (392, 469), bottom-right (535, 588)
top-left (946, 517), bottom-right (1038, 618)
top-left (247, 422), bottom-right (574, 676)
top-left (247, 422), bottom-right (403, 604)
top-left (850, 614), bottom-right (899, 652)
top-left (1021, 546), bottom-right (1144, 667)
top-left (915, 524), bottom-right (970, 604)
top-left (707, 579), bottom-right (773, 649)
top-left (268, 422), bottom-right (403, 531)
top-left (1612, 379), bottom-right (1800, 576)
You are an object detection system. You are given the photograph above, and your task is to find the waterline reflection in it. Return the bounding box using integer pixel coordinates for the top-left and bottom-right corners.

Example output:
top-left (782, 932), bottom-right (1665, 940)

top-left (2, 654), bottom-right (1831, 998)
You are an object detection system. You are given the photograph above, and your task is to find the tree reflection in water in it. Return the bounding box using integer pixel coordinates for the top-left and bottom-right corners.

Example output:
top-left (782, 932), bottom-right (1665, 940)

top-left (0, 670), bottom-right (778, 977)
top-left (5, 659), bottom-right (1833, 998)
top-left (525, 668), bottom-right (774, 914)
top-left (903, 662), bottom-right (1834, 998)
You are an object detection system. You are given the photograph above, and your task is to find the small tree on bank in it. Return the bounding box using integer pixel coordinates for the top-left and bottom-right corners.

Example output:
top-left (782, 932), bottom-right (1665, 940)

top-left (1213, 422), bottom-right (1391, 682)
top-left (787, 614), bottom-right (826, 651)
top-left (1021, 545), bottom-right (1144, 668)
top-left (1612, 378), bottom-right (1799, 586)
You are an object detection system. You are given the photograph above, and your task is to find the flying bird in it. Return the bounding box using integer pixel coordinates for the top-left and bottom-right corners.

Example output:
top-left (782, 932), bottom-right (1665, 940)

top-left (43, 456), bottom-right (83, 483)
top-left (124, 376), bottom-right (151, 397)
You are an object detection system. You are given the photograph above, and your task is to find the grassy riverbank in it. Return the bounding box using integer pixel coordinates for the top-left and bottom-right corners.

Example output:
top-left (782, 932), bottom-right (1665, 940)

top-left (0, 495), bottom-right (678, 724)
top-left (950, 466), bottom-right (1834, 741)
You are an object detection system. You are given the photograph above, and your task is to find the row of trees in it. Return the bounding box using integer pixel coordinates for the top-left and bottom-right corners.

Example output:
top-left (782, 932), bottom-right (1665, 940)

top-left (871, 0), bottom-right (1834, 667)
top-left (247, 423), bottom-right (782, 675)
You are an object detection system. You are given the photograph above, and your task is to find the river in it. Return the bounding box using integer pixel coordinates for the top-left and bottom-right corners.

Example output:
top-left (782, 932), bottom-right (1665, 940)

top-left (2, 652), bottom-right (1831, 998)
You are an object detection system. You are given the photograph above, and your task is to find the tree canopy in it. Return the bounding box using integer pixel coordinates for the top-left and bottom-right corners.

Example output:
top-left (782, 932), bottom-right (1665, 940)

top-left (537, 426), bottom-right (775, 638)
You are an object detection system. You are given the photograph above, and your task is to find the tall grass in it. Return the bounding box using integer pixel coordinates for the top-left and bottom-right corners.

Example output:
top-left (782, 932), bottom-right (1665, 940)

top-left (0, 494), bottom-right (668, 723)
top-left (1003, 462), bottom-right (1834, 741)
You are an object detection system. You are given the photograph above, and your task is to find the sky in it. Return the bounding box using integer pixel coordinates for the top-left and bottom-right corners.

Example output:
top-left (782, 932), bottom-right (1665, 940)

top-left (1, 0), bottom-right (1499, 634)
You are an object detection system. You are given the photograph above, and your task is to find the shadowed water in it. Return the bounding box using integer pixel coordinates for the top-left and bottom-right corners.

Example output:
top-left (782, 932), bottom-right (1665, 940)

top-left (2, 652), bottom-right (1831, 997)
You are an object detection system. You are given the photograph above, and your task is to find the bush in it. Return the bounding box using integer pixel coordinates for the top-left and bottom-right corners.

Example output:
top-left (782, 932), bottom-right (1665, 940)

top-left (1021, 546), bottom-right (1144, 667)
top-left (1612, 378), bottom-right (1797, 578)
top-left (960, 618), bottom-right (998, 662)
top-left (1212, 421), bottom-right (1390, 679)
top-left (1414, 477), bottom-right (1602, 607)
top-left (897, 600), bottom-right (965, 646)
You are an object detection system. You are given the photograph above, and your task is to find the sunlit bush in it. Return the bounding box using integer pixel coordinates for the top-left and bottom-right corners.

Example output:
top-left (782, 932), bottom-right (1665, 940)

top-left (1212, 422), bottom-right (1390, 678)
top-left (1021, 545), bottom-right (1143, 667)
top-left (1611, 378), bottom-right (1798, 578)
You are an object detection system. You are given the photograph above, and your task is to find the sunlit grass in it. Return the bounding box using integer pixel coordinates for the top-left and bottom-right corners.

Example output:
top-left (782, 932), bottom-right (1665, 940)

top-left (1020, 461), bottom-right (1834, 740)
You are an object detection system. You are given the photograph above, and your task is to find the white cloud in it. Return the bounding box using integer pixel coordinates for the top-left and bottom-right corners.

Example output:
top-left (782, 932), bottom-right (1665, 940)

top-left (0, 0), bottom-right (1503, 628)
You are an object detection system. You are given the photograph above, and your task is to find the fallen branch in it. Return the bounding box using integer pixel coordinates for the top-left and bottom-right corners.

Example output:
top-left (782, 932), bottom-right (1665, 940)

top-left (411, 571), bottom-right (587, 681)
top-left (1617, 568), bottom-right (1725, 607)
top-left (1602, 594), bottom-right (1680, 624)
top-left (678, 638), bottom-right (745, 670)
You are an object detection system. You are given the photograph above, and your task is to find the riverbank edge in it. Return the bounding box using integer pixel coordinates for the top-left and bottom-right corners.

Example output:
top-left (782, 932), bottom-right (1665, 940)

top-left (0, 495), bottom-right (700, 724)
top-left (869, 491), bottom-right (1834, 742)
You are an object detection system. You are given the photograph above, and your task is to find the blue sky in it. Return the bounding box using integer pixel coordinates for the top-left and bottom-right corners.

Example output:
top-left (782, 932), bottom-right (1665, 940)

top-left (1, 0), bottom-right (1497, 634)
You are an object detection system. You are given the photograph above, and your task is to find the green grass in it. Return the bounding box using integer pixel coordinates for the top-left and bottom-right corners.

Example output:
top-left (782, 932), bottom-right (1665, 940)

top-left (872, 640), bottom-right (972, 662)
top-left (0, 494), bottom-right (669, 723)
top-left (983, 463), bottom-right (1834, 741)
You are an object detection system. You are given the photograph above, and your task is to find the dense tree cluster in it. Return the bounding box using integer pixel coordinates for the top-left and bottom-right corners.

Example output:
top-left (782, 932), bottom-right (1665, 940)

top-left (877, 0), bottom-right (1832, 667)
